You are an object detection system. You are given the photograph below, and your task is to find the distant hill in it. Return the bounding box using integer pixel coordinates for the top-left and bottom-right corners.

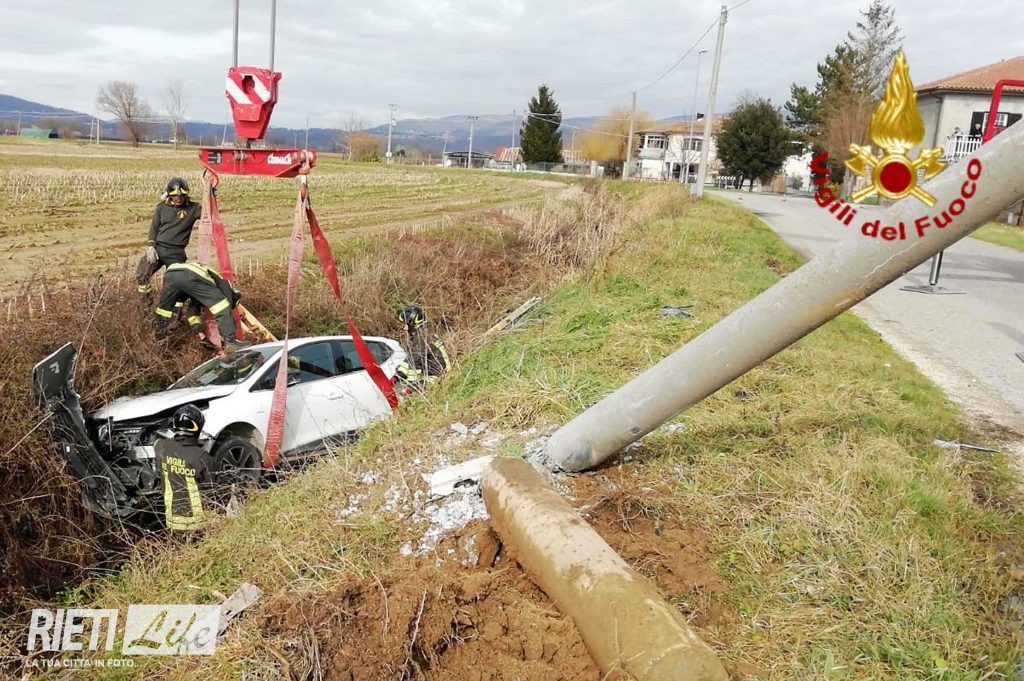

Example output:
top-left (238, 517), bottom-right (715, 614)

top-left (1, 92), bottom-right (709, 154)
top-left (365, 114), bottom-right (618, 157)
top-left (0, 93), bottom-right (81, 118)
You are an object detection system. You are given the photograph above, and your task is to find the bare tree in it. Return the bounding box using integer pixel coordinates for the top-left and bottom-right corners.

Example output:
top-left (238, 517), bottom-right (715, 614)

top-left (823, 92), bottom-right (874, 197)
top-left (164, 79), bottom-right (189, 149)
top-left (335, 112), bottom-right (369, 161)
top-left (579, 106), bottom-right (654, 169)
top-left (96, 81), bottom-right (153, 147)
top-left (347, 132), bottom-right (382, 162)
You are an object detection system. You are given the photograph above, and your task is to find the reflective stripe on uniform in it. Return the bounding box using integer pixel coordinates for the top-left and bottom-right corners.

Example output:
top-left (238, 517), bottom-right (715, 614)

top-left (208, 298), bottom-right (230, 315)
top-left (138, 283), bottom-right (152, 293)
top-left (154, 307), bottom-right (174, 319)
top-left (167, 262), bottom-right (215, 284)
top-left (185, 477), bottom-right (203, 519)
top-left (162, 459), bottom-right (204, 531)
top-left (187, 315), bottom-right (202, 326)
top-left (435, 341), bottom-right (451, 369)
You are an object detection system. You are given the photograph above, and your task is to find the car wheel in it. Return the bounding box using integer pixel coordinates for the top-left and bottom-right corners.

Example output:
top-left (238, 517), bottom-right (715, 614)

top-left (211, 437), bottom-right (262, 488)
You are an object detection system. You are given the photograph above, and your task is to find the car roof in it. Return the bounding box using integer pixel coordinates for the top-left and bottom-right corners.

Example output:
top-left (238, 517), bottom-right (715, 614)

top-left (245, 335), bottom-right (398, 353)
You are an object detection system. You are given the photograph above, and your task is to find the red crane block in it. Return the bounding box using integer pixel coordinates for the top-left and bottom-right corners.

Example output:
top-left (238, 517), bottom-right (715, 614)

top-left (226, 66), bottom-right (281, 141)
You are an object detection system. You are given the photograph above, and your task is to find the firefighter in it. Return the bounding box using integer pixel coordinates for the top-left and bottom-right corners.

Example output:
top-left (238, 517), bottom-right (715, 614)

top-left (154, 262), bottom-right (247, 352)
top-left (396, 304), bottom-right (450, 384)
top-left (155, 404), bottom-right (210, 531)
top-left (137, 177), bottom-right (202, 298)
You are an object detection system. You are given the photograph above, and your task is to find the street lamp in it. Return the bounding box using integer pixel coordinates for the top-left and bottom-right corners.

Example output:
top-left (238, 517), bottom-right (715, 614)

top-left (467, 115), bottom-right (479, 169)
top-left (682, 50), bottom-right (708, 186)
top-left (386, 104), bottom-right (397, 164)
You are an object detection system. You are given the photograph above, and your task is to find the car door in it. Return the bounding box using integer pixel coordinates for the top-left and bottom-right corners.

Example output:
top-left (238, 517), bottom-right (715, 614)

top-left (249, 341), bottom-right (347, 451)
top-left (328, 339), bottom-right (394, 429)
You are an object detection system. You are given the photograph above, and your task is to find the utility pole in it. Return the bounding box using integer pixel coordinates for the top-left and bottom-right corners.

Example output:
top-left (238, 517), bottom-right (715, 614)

top-left (694, 5), bottom-right (728, 198)
top-left (16, 112), bottom-right (22, 136)
top-left (682, 49), bottom-right (708, 186)
top-left (467, 115), bottom-right (479, 169)
top-left (304, 115), bottom-right (310, 149)
top-left (511, 109), bottom-right (516, 149)
top-left (623, 91), bottom-right (637, 180)
top-left (441, 131), bottom-right (449, 162)
top-left (386, 104), bottom-right (397, 163)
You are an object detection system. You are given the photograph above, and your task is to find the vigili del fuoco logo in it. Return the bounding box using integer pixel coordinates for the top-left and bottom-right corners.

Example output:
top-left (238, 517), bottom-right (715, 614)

top-left (811, 50), bottom-right (983, 240)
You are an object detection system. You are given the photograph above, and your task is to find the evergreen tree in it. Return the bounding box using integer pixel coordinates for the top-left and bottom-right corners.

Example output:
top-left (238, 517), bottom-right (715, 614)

top-left (521, 85), bottom-right (563, 163)
top-left (847, 0), bottom-right (903, 98)
top-left (717, 98), bottom-right (793, 191)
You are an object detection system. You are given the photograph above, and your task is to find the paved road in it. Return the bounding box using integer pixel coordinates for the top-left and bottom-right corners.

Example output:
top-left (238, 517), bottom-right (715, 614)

top-left (721, 191), bottom-right (1024, 434)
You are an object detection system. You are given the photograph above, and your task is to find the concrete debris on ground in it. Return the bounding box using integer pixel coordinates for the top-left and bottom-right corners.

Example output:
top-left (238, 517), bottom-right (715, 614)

top-left (401, 486), bottom-right (489, 557)
top-left (932, 438), bottom-right (1001, 453)
top-left (217, 582), bottom-right (263, 635)
top-left (659, 305), bottom-right (694, 318)
top-left (333, 422), bottom-right (562, 556)
top-left (424, 455), bottom-right (494, 497)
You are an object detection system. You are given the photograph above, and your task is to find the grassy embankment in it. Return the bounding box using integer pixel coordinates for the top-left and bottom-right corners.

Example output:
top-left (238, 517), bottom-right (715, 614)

top-left (973, 222), bottom-right (1024, 253)
top-left (54, 187), bottom-right (1024, 679)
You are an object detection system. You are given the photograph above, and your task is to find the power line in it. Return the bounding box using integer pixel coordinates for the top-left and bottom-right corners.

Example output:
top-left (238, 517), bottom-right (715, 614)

top-left (728, 0), bottom-right (756, 10)
top-left (522, 111), bottom-right (628, 138)
top-left (637, 17), bottom-right (719, 93)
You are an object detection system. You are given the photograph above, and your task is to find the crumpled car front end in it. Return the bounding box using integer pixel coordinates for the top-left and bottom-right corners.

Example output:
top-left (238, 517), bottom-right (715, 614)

top-left (32, 343), bottom-right (142, 518)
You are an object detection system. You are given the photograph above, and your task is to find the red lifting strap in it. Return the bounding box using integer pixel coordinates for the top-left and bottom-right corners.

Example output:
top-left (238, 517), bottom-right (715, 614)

top-left (197, 173), bottom-right (243, 342)
top-left (263, 186), bottom-right (398, 469)
top-left (306, 205), bottom-right (399, 409)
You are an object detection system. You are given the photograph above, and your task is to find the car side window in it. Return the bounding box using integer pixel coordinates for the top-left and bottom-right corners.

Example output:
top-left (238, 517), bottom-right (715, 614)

top-left (252, 342), bottom-right (339, 390)
top-left (331, 340), bottom-right (393, 374)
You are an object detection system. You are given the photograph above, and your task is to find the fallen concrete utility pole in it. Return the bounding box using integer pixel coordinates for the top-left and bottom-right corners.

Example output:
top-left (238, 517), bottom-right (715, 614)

top-left (546, 123), bottom-right (1024, 472)
top-left (482, 458), bottom-right (729, 681)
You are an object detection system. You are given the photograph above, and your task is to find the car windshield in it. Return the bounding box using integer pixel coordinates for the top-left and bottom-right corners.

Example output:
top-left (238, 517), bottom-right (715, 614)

top-left (170, 347), bottom-right (280, 390)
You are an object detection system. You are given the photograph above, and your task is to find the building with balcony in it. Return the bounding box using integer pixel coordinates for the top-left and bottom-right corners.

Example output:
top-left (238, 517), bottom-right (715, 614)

top-left (633, 116), bottom-right (726, 182)
top-left (915, 56), bottom-right (1024, 162)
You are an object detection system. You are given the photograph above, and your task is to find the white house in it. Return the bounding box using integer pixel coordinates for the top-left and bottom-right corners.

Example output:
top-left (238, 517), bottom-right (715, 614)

top-left (915, 55), bottom-right (1024, 161)
top-left (632, 117), bottom-right (726, 183)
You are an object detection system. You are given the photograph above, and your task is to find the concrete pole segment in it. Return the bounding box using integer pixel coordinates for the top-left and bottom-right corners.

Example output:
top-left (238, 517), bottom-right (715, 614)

top-left (482, 458), bottom-right (729, 681)
top-left (546, 122), bottom-right (1024, 472)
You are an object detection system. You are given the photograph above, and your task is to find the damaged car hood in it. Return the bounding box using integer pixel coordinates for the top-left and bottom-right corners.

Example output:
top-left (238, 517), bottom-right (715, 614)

top-left (91, 384), bottom-right (239, 422)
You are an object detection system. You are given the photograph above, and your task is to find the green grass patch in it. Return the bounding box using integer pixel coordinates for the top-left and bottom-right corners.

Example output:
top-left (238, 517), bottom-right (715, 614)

top-left (972, 221), bottom-right (1024, 252)
top-left (76, 192), bottom-right (1023, 679)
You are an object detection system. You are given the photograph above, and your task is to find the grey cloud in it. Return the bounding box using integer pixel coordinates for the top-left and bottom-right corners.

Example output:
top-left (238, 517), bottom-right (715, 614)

top-left (1, 0), bottom-right (1021, 130)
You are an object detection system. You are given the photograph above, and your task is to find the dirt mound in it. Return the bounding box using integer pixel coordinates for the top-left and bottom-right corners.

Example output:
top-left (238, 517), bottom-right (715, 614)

top-left (263, 524), bottom-right (597, 681)
top-left (260, 477), bottom-right (733, 680)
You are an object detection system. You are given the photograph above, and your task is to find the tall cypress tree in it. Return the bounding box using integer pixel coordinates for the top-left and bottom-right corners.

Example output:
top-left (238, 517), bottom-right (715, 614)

top-left (520, 85), bottom-right (563, 163)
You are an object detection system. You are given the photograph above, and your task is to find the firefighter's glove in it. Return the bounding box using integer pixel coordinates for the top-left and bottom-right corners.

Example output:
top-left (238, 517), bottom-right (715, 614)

top-left (145, 245), bottom-right (159, 264)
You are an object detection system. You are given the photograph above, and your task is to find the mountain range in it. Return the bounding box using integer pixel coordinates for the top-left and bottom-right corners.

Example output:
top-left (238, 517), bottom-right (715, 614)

top-left (0, 93), bottom-right (696, 156)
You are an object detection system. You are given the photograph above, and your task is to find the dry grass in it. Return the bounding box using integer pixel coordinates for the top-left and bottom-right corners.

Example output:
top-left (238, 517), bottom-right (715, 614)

top-left (0, 179), bottom-right (649, 629)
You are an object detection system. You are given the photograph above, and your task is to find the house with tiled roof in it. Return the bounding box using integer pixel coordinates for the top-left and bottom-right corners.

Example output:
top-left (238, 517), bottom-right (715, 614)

top-left (633, 115), bottom-right (727, 182)
top-left (915, 56), bottom-right (1024, 160)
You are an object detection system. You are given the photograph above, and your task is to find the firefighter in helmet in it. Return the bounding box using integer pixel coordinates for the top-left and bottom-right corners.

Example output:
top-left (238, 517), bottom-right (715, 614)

top-left (154, 262), bottom-right (248, 353)
top-left (396, 304), bottom-right (450, 384)
top-left (137, 177), bottom-right (202, 298)
top-left (155, 404), bottom-right (210, 531)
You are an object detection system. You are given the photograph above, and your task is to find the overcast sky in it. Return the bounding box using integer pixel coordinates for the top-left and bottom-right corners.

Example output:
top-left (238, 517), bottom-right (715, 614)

top-left (0, 0), bottom-right (1020, 130)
